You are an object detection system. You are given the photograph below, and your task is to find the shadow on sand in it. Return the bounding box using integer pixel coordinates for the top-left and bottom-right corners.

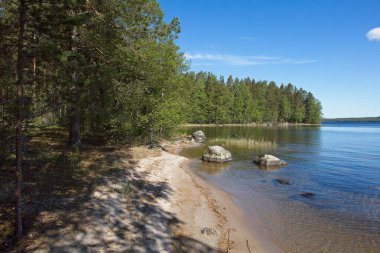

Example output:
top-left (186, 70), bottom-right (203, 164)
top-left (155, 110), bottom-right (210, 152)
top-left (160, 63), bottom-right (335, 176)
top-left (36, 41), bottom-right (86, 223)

top-left (0, 130), bottom-right (221, 252)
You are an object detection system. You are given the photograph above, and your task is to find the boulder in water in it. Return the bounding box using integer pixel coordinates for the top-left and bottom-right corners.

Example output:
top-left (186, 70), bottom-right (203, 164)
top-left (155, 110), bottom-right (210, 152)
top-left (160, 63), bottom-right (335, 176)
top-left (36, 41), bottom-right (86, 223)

top-left (202, 146), bottom-right (232, 163)
top-left (253, 154), bottom-right (288, 168)
top-left (192, 130), bottom-right (206, 143)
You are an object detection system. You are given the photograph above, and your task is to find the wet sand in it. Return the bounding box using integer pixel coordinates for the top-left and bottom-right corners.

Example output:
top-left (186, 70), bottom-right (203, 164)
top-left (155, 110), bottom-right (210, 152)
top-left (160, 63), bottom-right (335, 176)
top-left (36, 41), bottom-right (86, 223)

top-left (166, 142), bottom-right (284, 252)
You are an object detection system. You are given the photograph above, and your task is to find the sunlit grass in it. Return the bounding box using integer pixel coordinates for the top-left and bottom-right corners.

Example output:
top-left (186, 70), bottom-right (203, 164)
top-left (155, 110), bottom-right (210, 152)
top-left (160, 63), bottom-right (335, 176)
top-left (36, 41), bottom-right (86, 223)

top-left (209, 137), bottom-right (277, 151)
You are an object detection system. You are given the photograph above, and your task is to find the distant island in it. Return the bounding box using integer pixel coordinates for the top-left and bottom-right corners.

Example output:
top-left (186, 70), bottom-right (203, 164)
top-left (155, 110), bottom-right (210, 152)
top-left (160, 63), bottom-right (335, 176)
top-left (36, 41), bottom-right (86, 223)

top-left (323, 116), bottom-right (380, 122)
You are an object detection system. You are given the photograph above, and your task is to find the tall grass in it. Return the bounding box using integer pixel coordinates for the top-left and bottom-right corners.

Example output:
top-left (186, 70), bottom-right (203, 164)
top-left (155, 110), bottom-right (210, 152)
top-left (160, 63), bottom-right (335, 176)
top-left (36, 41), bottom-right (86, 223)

top-left (210, 137), bottom-right (277, 151)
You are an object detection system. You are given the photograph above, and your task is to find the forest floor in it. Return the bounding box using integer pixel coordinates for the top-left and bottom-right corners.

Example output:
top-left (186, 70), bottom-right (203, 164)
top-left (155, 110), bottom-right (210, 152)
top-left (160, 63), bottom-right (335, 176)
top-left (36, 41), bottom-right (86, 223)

top-left (0, 128), bottom-right (273, 253)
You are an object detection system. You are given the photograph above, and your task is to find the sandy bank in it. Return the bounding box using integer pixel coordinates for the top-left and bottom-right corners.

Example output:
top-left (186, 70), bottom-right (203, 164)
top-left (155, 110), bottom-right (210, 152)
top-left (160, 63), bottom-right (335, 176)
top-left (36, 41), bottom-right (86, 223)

top-left (17, 142), bottom-right (282, 252)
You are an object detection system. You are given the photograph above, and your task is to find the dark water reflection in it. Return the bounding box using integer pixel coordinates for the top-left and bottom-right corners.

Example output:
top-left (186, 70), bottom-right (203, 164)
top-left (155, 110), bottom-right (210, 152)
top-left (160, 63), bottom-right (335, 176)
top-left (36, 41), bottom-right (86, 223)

top-left (180, 123), bottom-right (380, 253)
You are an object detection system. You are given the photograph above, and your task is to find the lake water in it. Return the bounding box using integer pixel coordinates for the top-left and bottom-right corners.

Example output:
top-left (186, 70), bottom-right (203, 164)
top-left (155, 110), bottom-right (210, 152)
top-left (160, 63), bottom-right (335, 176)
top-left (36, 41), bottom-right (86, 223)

top-left (180, 122), bottom-right (380, 253)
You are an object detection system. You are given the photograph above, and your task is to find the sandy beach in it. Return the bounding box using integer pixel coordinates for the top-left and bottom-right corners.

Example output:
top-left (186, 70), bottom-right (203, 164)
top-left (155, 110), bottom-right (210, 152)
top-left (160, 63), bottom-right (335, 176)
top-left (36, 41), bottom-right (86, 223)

top-left (14, 141), bottom-right (282, 253)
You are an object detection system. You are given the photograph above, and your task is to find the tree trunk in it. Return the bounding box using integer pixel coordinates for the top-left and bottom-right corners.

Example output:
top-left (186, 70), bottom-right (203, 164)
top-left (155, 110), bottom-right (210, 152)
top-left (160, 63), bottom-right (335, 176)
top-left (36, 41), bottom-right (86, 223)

top-left (68, 78), bottom-right (81, 146)
top-left (15, 0), bottom-right (26, 239)
top-left (68, 26), bottom-right (81, 146)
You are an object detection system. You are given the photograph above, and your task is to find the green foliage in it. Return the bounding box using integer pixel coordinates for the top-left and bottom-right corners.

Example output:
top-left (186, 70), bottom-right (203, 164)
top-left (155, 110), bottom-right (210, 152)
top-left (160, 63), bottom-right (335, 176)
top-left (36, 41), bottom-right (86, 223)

top-left (122, 181), bottom-right (132, 196)
top-left (305, 92), bottom-right (323, 124)
top-left (1, 0), bottom-right (187, 145)
top-left (279, 95), bottom-right (292, 122)
top-left (182, 72), bottom-right (322, 124)
top-left (189, 78), bottom-right (208, 123)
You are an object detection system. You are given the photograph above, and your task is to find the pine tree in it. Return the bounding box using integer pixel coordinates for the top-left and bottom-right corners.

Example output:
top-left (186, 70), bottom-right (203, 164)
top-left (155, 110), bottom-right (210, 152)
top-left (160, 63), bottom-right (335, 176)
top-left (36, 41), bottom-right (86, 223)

top-left (292, 88), bottom-right (306, 123)
top-left (305, 92), bottom-right (322, 124)
top-left (264, 81), bottom-right (280, 122)
top-left (190, 78), bottom-right (208, 123)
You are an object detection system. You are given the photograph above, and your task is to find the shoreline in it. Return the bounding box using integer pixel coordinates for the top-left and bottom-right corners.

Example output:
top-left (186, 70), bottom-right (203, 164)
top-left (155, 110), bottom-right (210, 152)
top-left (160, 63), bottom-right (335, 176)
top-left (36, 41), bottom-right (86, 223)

top-left (181, 123), bottom-right (320, 127)
top-left (165, 141), bottom-right (284, 252)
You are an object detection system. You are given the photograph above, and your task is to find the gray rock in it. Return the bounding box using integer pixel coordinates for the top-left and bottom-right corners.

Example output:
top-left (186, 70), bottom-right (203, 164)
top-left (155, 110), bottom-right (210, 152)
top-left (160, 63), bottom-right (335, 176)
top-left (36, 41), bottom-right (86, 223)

top-left (254, 154), bottom-right (288, 168)
top-left (201, 227), bottom-right (217, 236)
top-left (192, 130), bottom-right (206, 143)
top-left (202, 146), bottom-right (232, 163)
top-left (159, 143), bottom-right (168, 152)
top-left (146, 141), bottom-right (167, 151)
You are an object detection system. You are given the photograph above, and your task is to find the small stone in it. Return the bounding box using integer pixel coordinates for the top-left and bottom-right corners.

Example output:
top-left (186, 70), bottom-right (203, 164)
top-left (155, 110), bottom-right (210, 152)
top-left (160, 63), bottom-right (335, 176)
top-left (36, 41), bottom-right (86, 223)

top-left (274, 178), bottom-right (290, 185)
top-left (159, 143), bottom-right (168, 152)
top-left (201, 227), bottom-right (217, 236)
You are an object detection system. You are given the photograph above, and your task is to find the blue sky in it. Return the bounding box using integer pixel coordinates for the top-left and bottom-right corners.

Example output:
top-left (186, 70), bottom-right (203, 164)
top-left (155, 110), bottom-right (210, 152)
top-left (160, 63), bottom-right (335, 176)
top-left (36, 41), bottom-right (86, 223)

top-left (158, 0), bottom-right (380, 118)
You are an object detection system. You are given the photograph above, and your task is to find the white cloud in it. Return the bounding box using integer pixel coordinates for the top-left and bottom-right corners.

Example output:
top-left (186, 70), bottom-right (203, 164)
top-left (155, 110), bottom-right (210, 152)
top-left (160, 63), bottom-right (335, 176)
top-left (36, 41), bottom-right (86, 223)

top-left (184, 53), bottom-right (316, 66)
top-left (366, 27), bottom-right (380, 41)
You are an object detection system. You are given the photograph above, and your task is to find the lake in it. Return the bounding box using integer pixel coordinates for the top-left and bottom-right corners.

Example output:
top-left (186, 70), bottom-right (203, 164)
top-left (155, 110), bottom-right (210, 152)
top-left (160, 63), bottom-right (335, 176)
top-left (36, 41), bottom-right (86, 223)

top-left (180, 122), bottom-right (380, 253)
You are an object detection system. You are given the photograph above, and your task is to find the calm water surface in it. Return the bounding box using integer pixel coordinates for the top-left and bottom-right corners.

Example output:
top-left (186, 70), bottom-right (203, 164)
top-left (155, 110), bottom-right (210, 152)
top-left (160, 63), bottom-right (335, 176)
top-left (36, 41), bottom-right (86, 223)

top-left (180, 122), bottom-right (380, 253)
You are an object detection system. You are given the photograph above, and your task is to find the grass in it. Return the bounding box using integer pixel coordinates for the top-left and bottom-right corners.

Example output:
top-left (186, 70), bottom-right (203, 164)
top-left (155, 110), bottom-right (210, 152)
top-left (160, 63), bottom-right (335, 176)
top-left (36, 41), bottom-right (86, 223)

top-left (209, 137), bottom-right (277, 151)
top-left (122, 181), bottom-right (132, 196)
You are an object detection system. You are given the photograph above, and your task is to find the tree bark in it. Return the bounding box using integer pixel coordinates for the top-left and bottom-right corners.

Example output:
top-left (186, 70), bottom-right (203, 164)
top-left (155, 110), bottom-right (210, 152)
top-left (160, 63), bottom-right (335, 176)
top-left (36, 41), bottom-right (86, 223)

top-left (15, 0), bottom-right (26, 239)
top-left (68, 77), bottom-right (81, 146)
top-left (68, 26), bottom-right (81, 146)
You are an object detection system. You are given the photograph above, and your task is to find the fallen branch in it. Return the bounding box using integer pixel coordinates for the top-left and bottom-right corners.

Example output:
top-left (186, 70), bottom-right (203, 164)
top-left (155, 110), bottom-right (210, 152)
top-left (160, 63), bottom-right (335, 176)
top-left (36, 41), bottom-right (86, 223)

top-left (246, 239), bottom-right (252, 253)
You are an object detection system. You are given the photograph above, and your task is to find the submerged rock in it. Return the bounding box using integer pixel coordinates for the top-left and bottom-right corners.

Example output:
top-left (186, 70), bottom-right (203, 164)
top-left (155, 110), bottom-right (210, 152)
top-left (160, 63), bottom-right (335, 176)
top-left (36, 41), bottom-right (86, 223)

top-left (202, 146), bottom-right (232, 163)
top-left (201, 227), bottom-right (217, 236)
top-left (300, 192), bottom-right (315, 198)
top-left (253, 154), bottom-right (288, 168)
top-left (192, 130), bottom-right (206, 143)
top-left (274, 178), bottom-right (290, 185)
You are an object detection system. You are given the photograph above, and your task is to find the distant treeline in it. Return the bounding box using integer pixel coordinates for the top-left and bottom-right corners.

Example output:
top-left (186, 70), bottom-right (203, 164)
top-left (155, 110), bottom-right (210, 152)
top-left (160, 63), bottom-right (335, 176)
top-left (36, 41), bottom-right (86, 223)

top-left (181, 72), bottom-right (323, 125)
top-left (323, 117), bottom-right (380, 122)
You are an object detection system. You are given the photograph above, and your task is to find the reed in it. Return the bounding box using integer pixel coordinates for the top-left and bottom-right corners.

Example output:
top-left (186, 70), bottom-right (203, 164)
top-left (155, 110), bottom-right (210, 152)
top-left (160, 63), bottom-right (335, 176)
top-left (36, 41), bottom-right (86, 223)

top-left (210, 137), bottom-right (277, 150)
